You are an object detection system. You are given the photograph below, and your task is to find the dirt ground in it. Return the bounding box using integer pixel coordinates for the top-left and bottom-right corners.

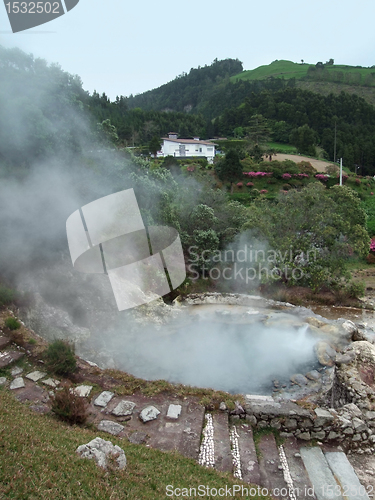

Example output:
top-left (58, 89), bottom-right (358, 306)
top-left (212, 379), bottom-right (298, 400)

top-left (263, 153), bottom-right (333, 172)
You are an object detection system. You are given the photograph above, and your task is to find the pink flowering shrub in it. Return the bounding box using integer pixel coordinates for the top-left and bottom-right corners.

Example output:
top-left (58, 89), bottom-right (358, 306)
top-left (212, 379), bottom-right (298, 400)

top-left (259, 189), bottom-right (268, 194)
top-left (370, 238), bottom-right (375, 253)
top-left (293, 173), bottom-right (309, 179)
top-left (355, 178), bottom-right (361, 185)
top-left (243, 171), bottom-right (273, 177)
top-left (282, 173), bottom-right (292, 180)
top-left (371, 192), bottom-right (374, 195)
top-left (315, 174), bottom-right (329, 182)
top-left (237, 182), bottom-right (243, 187)
top-left (187, 166), bottom-right (195, 172)
top-left (246, 182), bottom-right (254, 187)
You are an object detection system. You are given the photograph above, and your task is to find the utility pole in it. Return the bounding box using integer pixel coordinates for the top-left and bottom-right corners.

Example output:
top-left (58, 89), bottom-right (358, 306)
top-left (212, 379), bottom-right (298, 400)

top-left (339, 158), bottom-right (343, 186)
top-left (334, 120), bottom-right (337, 164)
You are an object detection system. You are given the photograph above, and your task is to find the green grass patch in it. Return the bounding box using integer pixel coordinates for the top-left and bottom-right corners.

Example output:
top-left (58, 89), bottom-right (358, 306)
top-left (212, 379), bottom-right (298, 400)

top-left (266, 142), bottom-right (297, 154)
top-left (231, 60), bottom-right (310, 82)
top-left (0, 389), bottom-right (266, 499)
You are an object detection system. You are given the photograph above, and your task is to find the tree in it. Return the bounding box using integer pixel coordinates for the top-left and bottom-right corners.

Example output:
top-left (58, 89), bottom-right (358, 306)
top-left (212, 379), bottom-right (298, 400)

top-left (97, 119), bottom-right (119, 145)
top-left (215, 149), bottom-right (243, 193)
top-left (290, 124), bottom-right (316, 156)
top-left (149, 136), bottom-right (161, 158)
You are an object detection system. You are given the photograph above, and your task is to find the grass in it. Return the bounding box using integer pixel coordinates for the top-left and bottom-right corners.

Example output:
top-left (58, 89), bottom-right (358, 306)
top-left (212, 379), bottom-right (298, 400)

top-left (252, 427), bottom-right (284, 459)
top-left (0, 388), bottom-right (267, 499)
top-left (231, 60), bottom-right (310, 83)
top-left (266, 142), bottom-right (297, 154)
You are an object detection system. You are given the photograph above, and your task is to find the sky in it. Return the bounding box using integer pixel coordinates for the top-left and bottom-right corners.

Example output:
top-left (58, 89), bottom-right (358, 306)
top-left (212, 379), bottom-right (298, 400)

top-left (1, 0), bottom-right (375, 101)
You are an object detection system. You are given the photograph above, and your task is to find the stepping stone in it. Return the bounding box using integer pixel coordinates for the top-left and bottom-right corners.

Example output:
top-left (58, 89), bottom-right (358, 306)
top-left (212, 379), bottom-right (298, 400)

top-left (77, 437), bottom-right (126, 470)
top-left (42, 378), bottom-right (59, 388)
top-left (282, 437), bottom-right (316, 500)
top-left (236, 422), bottom-right (261, 485)
top-left (325, 452), bottom-right (370, 500)
top-left (0, 350), bottom-right (24, 368)
top-left (300, 447), bottom-right (343, 500)
top-left (97, 420), bottom-right (124, 436)
top-left (128, 431), bottom-right (148, 445)
top-left (139, 406), bottom-right (160, 423)
top-left (10, 377), bottom-right (25, 390)
top-left (26, 371), bottom-right (46, 382)
top-left (112, 400), bottom-right (136, 417)
top-left (167, 404), bottom-right (182, 419)
top-left (257, 432), bottom-right (287, 493)
top-left (212, 412), bottom-right (232, 473)
top-left (11, 366), bottom-right (23, 377)
top-left (73, 385), bottom-right (92, 397)
top-left (0, 376), bottom-right (7, 386)
top-left (0, 336), bottom-right (11, 349)
top-left (93, 391), bottom-right (114, 407)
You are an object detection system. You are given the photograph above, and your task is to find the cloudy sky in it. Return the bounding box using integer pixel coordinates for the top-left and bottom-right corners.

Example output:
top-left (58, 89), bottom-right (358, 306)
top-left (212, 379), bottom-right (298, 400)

top-left (1, 0), bottom-right (375, 100)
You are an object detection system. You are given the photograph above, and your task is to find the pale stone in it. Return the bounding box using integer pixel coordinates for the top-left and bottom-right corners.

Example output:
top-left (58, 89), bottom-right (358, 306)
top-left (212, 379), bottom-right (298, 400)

top-left (167, 404), bottom-right (182, 419)
top-left (94, 391), bottom-right (114, 407)
top-left (111, 400), bottom-right (136, 417)
top-left (26, 371), bottom-right (46, 382)
top-left (314, 408), bottom-right (334, 427)
top-left (139, 406), bottom-right (160, 423)
top-left (10, 377), bottom-right (25, 390)
top-left (11, 366), bottom-right (23, 377)
top-left (42, 378), bottom-right (60, 388)
top-left (73, 385), bottom-right (93, 397)
top-left (97, 420), bottom-right (124, 436)
top-left (0, 376), bottom-right (7, 386)
top-left (76, 437), bottom-right (126, 470)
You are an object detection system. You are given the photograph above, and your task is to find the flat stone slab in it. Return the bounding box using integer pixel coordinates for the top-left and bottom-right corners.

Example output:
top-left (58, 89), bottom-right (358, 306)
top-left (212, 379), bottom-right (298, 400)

top-left (0, 350), bottom-right (24, 368)
top-left (325, 452), bottom-right (370, 500)
top-left (212, 412), bottom-right (232, 473)
top-left (97, 420), bottom-right (124, 436)
top-left (0, 376), bottom-right (7, 386)
top-left (26, 371), bottom-right (46, 382)
top-left (10, 377), bottom-right (25, 390)
top-left (0, 336), bottom-right (11, 349)
top-left (167, 404), bottom-right (182, 419)
top-left (282, 437), bottom-right (316, 500)
top-left (257, 432), bottom-right (287, 493)
top-left (77, 437), bottom-right (126, 470)
top-left (11, 366), bottom-right (23, 377)
top-left (236, 422), bottom-right (261, 485)
top-left (314, 408), bottom-right (334, 427)
top-left (73, 385), bottom-right (93, 397)
top-left (139, 406), bottom-right (160, 423)
top-left (245, 396), bottom-right (312, 418)
top-left (94, 391), bottom-right (114, 407)
top-left (112, 400), bottom-right (136, 417)
top-left (42, 378), bottom-right (59, 388)
top-left (300, 447), bottom-right (343, 500)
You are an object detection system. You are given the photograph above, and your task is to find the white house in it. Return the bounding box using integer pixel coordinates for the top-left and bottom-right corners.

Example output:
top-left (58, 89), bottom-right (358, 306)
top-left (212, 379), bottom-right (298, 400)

top-left (157, 133), bottom-right (217, 163)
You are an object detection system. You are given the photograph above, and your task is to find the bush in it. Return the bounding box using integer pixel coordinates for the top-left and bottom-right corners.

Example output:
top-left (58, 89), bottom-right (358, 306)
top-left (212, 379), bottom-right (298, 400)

top-left (346, 281), bottom-right (365, 298)
top-left (4, 317), bottom-right (21, 330)
top-left (44, 340), bottom-right (77, 376)
top-left (0, 284), bottom-right (16, 306)
top-left (51, 387), bottom-right (87, 425)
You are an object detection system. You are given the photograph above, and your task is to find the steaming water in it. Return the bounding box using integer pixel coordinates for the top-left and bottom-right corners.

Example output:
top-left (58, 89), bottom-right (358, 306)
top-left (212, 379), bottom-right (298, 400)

top-left (105, 308), bottom-right (320, 395)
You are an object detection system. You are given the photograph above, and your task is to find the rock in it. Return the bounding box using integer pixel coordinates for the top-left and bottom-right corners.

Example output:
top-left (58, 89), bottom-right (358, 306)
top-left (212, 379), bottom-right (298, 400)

top-left (42, 378), bottom-right (59, 388)
top-left (314, 408), bottom-right (334, 427)
top-left (0, 336), bottom-right (11, 349)
top-left (284, 418), bottom-right (298, 430)
top-left (10, 377), bottom-right (25, 390)
top-left (353, 418), bottom-right (367, 432)
top-left (73, 385), bottom-right (93, 397)
top-left (352, 329), bottom-right (368, 342)
top-left (94, 391), bottom-right (114, 407)
top-left (245, 415), bottom-right (257, 426)
top-left (97, 420), bottom-right (125, 436)
top-left (139, 406), bottom-right (160, 423)
top-left (298, 432), bottom-right (311, 441)
top-left (311, 431), bottom-right (326, 440)
top-left (26, 371), bottom-right (46, 382)
top-left (290, 374), bottom-right (308, 386)
top-left (327, 431), bottom-right (341, 440)
top-left (305, 370), bottom-right (321, 381)
top-left (343, 403), bottom-right (362, 417)
top-left (167, 404), bottom-right (182, 419)
top-left (0, 376), bottom-right (7, 386)
top-left (315, 341), bottom-right (337, 366)
top-left (270, 418), bottom-right (281, 430)
top-left (112, 401), bottom-right (136, 417)
top-left (219, 402), bottom-right (227, 411)
top-left (343, 427), bottom-right (354, 435)
top-left (76, 437), bottom-right (126, 470)
top-left (335, 352), bottom-right (356, 365)
top-left (305, 317), bottom-right (327, 329)
top-left (10, 366), bottom-right (23, 377)
top-left (365, 411), bottom-right (375, 420)
top-left (128, 432), bottom-right (148, 445)
top-left (0, 350), bottom-right (24, 368)
top-left (341, 320), bottom-right (358, 339)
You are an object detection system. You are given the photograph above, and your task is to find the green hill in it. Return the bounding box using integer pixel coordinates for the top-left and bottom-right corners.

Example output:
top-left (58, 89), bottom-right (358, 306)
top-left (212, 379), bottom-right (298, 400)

top-left (231, 60), bottom-right (310, 82)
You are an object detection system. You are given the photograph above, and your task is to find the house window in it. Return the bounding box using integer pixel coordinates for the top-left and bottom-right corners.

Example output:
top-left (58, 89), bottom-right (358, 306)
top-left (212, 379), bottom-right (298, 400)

top-left (199, 148), bottom-right (202, 152)
top-left (207, 147), bottom-right (213, 151)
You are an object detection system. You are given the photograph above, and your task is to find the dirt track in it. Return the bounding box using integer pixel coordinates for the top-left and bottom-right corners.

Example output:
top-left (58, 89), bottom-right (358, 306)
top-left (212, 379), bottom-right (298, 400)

top-left (264, 153), bottom-right (333, 172)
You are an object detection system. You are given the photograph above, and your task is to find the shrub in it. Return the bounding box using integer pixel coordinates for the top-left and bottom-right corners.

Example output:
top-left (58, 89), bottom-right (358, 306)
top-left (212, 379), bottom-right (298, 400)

top-left (51, 387), bottom-right (87, 425)
top-left (282, 173), bottom-right (292, 180)
top-left (44, 340), bottom-right (77, 376)
top-left (346, 281), bottom-right (365, 299)
top-left (355, 178), bottom-right (361, 185)
top-left (283, 184), bottom-right (292, 191)
top-left (236, 182), bottom-right (243, 187)
top-left (246, 182), bottom-right (254, 187)
top-left (0, 284), bottom-right (16, 306)
top-left (315, 174), bottom-right (329, 182)
top-left (259, 189), bottom-right (268, 195)
top-left (5, 317), bottom-right (21, 330)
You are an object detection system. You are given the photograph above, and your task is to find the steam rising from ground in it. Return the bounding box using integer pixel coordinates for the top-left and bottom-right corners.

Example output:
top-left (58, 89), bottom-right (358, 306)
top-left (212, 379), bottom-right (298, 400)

top-left (100, 310), bottom-right (318, 394)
